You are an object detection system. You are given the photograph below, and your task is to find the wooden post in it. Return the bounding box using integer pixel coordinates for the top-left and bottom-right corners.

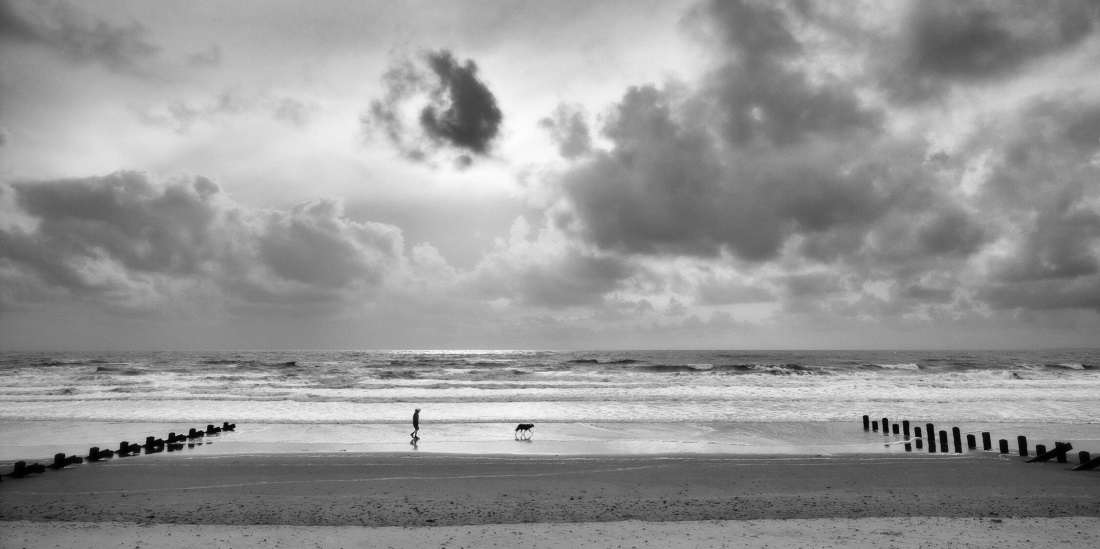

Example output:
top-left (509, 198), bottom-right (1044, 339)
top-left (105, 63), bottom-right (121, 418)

top-left (929, 435), bottom-right (937, 453)
top-left (863, 415), bottom-right (870, 430)
top-left (939, 430), bottom-right (948, 452)
top-left (905, 441), bottom-right (912, 452)
top-left (914, 426), bottom-right (923, 449)
top-left (49, 453), bottom-right (67, 470)
top-left (999, 439), bottom-right (1009, 454)
top-left (982, 432), bottom-right (992, 451)
top-left (11, 461), bottom-right (28, 477)
top-left (1027, 442), bottom-right (1072, 463)
top-left (902, 420), bottom-right (910, 438)
top-left (892, 424), bottom-right (900, 435)
top-left (1072, 454), bottom-right (1100, 471)
top-left (1018, 436), bottom-right (1028, 457)
top-left (882, 418), bottom-right (890, 435)
top-left (872, 420), bottom-right (878, 432)
top-left (952, 427), bottom-right (962, 453)
top-left (967, 434), bottom-right (976, 449)
top-left (1080, 451), bottom-right (1092, 465)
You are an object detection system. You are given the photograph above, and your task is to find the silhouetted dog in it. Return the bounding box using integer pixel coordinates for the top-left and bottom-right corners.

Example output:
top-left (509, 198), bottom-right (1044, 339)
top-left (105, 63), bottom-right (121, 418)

top-left (514, 423), bottom-right (534, 439)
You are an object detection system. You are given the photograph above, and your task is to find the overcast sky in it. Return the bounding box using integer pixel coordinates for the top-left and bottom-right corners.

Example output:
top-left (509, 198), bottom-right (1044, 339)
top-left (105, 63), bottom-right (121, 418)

top-left (2, 0), bottom-right (1099, 350)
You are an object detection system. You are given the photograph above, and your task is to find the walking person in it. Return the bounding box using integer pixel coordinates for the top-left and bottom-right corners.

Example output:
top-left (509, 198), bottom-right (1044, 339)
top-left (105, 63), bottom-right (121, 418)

top-left (410, 408), bottom-right (421, 439)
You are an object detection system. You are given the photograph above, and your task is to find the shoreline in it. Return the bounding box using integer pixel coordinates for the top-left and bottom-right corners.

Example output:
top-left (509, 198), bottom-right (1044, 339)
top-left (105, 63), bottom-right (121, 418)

top-left (3, 419), bottom-right (1099, 465)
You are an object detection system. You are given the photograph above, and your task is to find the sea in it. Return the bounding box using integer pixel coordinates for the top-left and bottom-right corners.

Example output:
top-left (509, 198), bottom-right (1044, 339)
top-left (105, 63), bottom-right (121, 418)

top-left (2, 349), bottom-right (1098, 461)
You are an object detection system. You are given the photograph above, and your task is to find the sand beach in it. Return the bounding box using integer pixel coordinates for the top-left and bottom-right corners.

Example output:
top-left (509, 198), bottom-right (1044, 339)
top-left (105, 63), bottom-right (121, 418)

top-left (2, 449), bottom-right (1098, 548)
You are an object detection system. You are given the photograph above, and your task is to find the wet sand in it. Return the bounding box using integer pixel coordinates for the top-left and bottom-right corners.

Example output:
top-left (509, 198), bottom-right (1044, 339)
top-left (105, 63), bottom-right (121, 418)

top-left (1, 451), bottom-right (1098, 547)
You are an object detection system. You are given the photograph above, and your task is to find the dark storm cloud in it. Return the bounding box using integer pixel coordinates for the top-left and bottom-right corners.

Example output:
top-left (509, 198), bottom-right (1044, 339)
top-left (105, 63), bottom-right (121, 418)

top-left (0, 172), bottom-right (408, 313)
top-left (0, 0), bottom-right (160, 75)
top-left (364, 50), bottom-right (502, 163)
top-left (977, 98), bottom-right (1100, 288)
top-left (556, 0), bottom-right (899, 263)
top-left (882, 0), bottom-right (1100, 102)
top-left (539, 104), bottom-right (593, 159)
top-left (419, 50), bottom-right (502, 154)
top-left (559, 78), bottom-right (889, 262)
top-left (552, 0), bottom-right (1100, 316)
top-left (702, 0), bottom-right (882, 147)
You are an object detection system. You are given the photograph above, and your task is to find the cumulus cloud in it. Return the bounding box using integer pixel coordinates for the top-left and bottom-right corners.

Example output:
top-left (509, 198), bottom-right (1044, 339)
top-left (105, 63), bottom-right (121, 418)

top-left (465, 216), bottom-right (630, 308)
top-left (0, 171), bottom-right (412, 315)
top-left (545, 0), bottom-right (1100, 321)
top-left (539, 104), bottom-right (592, 159)
top-left (971, 98), bottom-right (1100, 311)
top-left (0, 0), bottom-right (160, 75)
top-left (880, 0), bottom-right (1100, 102)
top-left (364, 49), bottom-right (502, 165)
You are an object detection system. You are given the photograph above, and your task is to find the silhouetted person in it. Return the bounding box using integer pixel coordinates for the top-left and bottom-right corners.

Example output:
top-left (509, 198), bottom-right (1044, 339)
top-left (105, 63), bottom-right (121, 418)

top-left (411, 408), bottom-right (421, 439)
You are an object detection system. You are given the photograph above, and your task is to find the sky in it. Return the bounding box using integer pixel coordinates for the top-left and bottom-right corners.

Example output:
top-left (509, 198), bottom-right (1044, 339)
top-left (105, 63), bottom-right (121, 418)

top-left (1, 0), bottom-right (1099, 351)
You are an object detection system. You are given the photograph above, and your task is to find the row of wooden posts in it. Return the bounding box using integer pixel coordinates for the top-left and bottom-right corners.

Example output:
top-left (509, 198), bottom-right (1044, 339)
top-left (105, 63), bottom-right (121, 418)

top-left (862, 415), bottom-right (1100, 471)
top-left (1, 422), bottom-right (236, 482)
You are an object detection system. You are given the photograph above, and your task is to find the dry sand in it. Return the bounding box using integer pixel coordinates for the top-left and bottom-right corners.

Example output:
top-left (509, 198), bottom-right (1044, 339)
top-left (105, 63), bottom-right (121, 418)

top-left (2, 451), bottom-right (1098, 547)
top-left (3, 517), bottom-right (1098, 549)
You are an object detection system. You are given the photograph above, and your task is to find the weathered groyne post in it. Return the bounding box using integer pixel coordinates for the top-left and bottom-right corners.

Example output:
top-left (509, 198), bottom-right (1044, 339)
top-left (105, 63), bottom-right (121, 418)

top-left (952, 427), bottom-right (962, 453)
top-left (914, 427), bottom-right (923, 449)
top-left (982, 432), bottom-right (992, 451)
top-left (48, 453), bottom-right (70, 470)
top-left (872, 420), bottom-right (878, 432)
top-left (10, 461), bottom-right (31, 478)
top-left (1018, 436), bottom-right (1029, 457)
top-left (882, 418), bottom-right (890, 435)
top-left (999, 439), bottom-right (1009, 454)
top-left (966, 434), bottom-right (976, 449)
top-left (1073, 453), bottom-right (1100, 471)
top-left (892, 424), bottom-right (899, 435)
top-left (902, 420), bottom-right (910, 439)
top-left (863, 415), bottom-right (870, 430)
top-left (938, 430), bottom-right (948, 452)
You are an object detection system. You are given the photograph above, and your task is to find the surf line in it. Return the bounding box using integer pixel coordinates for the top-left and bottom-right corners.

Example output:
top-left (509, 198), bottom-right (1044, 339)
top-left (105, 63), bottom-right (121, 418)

top-left (4, 465), bottom-right (668, 496)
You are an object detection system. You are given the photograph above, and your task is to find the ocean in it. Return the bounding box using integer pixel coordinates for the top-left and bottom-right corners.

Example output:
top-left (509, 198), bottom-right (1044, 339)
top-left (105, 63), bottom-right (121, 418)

top-left (2, 349), bottom-right (1098, 461)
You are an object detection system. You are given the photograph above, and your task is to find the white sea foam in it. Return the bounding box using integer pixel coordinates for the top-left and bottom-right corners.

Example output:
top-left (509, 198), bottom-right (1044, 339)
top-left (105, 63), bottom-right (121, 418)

top-left (1, 350), bottom-right (1098, 428)
top-left (876, 363), bottom-right (920, 370)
